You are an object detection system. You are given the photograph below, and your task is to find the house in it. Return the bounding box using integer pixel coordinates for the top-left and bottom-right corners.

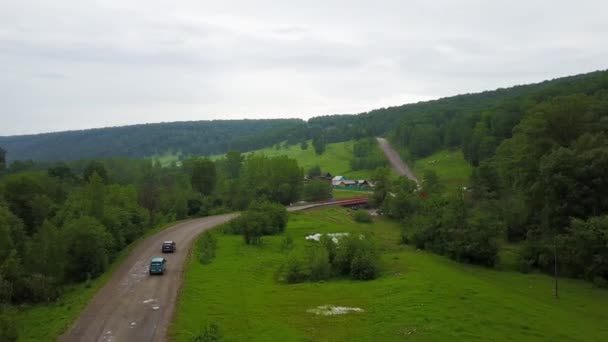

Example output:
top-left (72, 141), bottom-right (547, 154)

top-left (332, 176), bottom-right (346, 186)
top-left (357, 180), bottom-right (370, 188)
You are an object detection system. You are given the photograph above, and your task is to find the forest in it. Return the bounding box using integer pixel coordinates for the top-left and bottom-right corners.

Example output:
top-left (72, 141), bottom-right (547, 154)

top-left (0, 119), bottom-right (307, 162)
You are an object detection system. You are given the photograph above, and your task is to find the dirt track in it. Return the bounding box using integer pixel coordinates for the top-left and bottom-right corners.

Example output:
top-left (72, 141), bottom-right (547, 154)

top-left (59, 214), bottom-right (236, 342)
top-left (376, 137), bottom-right (419, 185)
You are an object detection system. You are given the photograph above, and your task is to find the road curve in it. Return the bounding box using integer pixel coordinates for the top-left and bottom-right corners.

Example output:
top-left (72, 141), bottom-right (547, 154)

top-left (59, 203), bottom-right (340, 342)
top-left (376, 137), bottom-right (419, 185)
top-left (60, 214), bottom-right (237, 342)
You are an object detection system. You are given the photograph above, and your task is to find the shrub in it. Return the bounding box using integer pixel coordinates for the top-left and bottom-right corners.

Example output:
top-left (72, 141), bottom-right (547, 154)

top-left (193, 322), bottom-right (221, 342)
top-left (319, 234), bottom-right (337, 264)
top-left (284, 253), bottom-right (309, 283)
top-left (308, 246), bottom-right (331, 281)
top-left (242, 212), bottom-right (266, 245)
top-left (353, 210), bottom-right (372, 223)
top-left (350, 248), bottom-right (380, 280)
top-left (280, 235), bottom-right (294, 252)
top-left (199, 231), bottom-right (218, 264)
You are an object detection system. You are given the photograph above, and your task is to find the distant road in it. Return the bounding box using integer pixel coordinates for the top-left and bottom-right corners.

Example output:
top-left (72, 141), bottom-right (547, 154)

top-left (376, 137), bottom-right (420, 185)
top-left (60, 199), bottom-right (359, 342)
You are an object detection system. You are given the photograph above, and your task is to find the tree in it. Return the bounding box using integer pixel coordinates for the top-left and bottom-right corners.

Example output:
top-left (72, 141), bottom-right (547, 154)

top-left (422, 170), bottom-right (444, 195)
top-left (83, 161), bottom-right (108, 183)
top-left (300, 141), bottom-right (309, 150)
top-left (191, 159), bottom-right (217, 196)
top-left (224, 151), bottom-right (243, 179)
top-left (62, 216), bottom-right (113, 281)
top-left (302, 180), bottom-right (331, 201)
top-left (312, 134), bottom-right (327, 155)
top-left (307, 165), bottom-right (321, 178)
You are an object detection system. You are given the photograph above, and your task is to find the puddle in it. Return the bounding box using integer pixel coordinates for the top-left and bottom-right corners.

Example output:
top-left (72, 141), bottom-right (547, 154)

top-left (306, 305), bottom-right (364, 316)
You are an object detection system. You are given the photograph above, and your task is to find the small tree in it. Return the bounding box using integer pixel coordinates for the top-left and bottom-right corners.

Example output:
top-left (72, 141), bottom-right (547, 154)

top-left (308, 246), bottom-right (331, 281)
top-left (307, 165), bottom-right (321, 178)
top-left (300, 141), bottom-right (309, 150)
top-left (353, 210), bottom-right (372, 223)
top-left (199, 231), bottom-right (218, 264)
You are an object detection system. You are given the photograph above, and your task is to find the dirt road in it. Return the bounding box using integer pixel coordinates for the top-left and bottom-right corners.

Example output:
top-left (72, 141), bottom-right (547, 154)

top-left (376, 137), bottom-right (419, 185)
top-left (60, 214), bottom-right (236, 342)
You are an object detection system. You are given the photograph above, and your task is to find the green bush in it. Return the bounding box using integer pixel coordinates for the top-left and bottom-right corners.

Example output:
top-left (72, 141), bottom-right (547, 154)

top-left (280, 235), bottom-right (294, 252)
top-left (353, 210), bottom-right (372, 223)
top-left (308, 246), bottom-right (331, 281)
top-left (350, 248), bottom-right (380, 280)
top-left (284, 253), bottom-right (309, 284)
top-left (0, 309), bottom-right (17, 342)
top-left (302, 180), bottom-right (332, 201)
top-left (333, 234), bottom-right (381, 280)
top-left (199, 231), bottom-right (218, 264)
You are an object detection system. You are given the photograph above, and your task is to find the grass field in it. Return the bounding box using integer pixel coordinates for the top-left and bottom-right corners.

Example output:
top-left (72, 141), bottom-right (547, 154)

top-left (10, 220), bottom-right (186, 341)
top-left (212, 140), bottom-right (379, 180)
top-left (170, 207), bottom-right (608, 341)
top-left (412, 150), bottom-right (472, 189)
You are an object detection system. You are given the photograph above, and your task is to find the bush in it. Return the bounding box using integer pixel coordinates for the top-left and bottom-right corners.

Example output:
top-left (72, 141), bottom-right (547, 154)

top-left (193, 322), bottom-right (221, 342)
top-left (334, 234), bottom-right (381, 280)
top-left (280, 235), bottom-right (294, 252)
top-left (199, 231), bottom-right (218, 264)
top-left (351, 248), bottom-right (380, 280)
top-left (308, 246), bottom-right (331, 281)
top-left (242, 212), bottom-right (266, 245)
top-left (284, 253), bottom-right (309, 283)
top-left (353, 210), bottom-right (372, 223)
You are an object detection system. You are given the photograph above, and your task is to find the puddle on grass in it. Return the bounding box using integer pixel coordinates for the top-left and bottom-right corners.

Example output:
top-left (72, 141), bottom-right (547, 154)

top-left (306, 305), bottom-right (364, 316)
top-left (305, 233), bottom-right (350, 243)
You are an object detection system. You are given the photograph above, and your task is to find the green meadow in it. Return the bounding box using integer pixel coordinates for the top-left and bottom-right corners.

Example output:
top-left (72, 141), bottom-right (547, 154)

top-left (412, 149), bottom-right (472, 188)
top-left (170, 207), bottom-right (608, 341)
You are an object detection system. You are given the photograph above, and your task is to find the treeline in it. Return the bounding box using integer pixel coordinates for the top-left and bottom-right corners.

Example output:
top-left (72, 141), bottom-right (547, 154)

top-left (0, 119), bottom-right (307, 162)
top-left (0, 152), bottom-right (303, 309)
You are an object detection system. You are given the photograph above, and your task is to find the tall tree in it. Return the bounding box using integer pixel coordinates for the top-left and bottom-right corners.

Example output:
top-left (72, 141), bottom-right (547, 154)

top-left (191, 159), bottom-right (217, 196)
top-left (83, 161), bottom-right (108, 183)
top-left (0, 146), bottom-right (6, 173)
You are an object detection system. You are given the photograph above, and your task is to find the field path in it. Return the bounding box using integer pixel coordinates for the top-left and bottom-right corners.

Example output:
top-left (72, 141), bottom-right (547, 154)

top-left (376, 137), bottom-right (419, 185)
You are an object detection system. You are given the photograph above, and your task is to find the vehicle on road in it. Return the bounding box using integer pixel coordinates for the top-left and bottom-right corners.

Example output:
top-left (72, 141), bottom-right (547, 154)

top-left (149, 257), bottom-right (167, 275)
top-left (162, 240), bottom-right (176, 253)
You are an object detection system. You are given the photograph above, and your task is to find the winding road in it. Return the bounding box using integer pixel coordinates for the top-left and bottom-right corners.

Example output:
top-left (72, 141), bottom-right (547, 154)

top-left (59, 200), bottom-right (357, 342)
top-left (376, 137), bottom-right (419, 185)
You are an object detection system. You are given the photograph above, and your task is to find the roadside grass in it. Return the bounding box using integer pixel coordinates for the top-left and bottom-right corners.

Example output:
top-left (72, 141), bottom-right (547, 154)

top-left (170, 207), bottom-right (608, 341)
top-left (412, 149), bottom-right (472, 189)
top-left (333, 189), bottom-right (372, 200)
top-left (11, 219), bottom-right (187, 341)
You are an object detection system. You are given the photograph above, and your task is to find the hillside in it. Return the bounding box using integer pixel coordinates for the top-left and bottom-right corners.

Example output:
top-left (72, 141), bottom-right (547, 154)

top-left (0, 119), bottom-right (306, 162)
top-left (1, 70), bottom-right (606, 164)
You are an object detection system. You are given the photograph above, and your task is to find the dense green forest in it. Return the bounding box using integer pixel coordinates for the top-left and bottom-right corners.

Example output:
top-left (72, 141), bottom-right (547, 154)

top-left (0, 119), bottom-right (307, 162)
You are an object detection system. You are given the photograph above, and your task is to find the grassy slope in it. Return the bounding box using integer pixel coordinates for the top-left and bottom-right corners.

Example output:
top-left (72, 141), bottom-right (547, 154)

top-left (412, 150), bottom-right (472, 189)
top-left (11, 220), bottom-right (186, 341)
top-left (170, 207), bottom-right (608, 341)
top-left (213, 140), bottom-right (376, 180)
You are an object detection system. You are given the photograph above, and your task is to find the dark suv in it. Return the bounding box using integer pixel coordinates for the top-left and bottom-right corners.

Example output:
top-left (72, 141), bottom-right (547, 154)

top-left (162, 240), bottom-right (176, 253)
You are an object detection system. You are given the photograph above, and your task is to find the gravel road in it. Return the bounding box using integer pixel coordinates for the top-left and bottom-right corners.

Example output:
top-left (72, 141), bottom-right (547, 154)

top-left (376, 137), bottom-right (419, 185)
top-left (59, 202), bottom-right (339, 342)
top-left (59, 214), bottom-right (236, 342)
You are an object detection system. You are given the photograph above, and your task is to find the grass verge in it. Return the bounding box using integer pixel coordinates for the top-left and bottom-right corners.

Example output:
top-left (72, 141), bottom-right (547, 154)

top-left (11, 219), bottom-right (187, 341)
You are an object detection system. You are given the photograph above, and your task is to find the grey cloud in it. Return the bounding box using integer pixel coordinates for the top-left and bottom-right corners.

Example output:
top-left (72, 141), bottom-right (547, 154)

top-left (0, 0), bottom-right (607, 135)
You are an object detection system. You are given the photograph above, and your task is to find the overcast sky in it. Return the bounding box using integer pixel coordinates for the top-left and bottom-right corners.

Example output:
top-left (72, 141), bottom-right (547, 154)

top-left (1, 0), bottom-right (607, 136)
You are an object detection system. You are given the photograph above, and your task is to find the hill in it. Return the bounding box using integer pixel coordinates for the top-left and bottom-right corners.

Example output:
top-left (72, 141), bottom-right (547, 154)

top-left (0, 119), bottom-right (306, 162)
top-left (1, 70), bottom-right (606, 163)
